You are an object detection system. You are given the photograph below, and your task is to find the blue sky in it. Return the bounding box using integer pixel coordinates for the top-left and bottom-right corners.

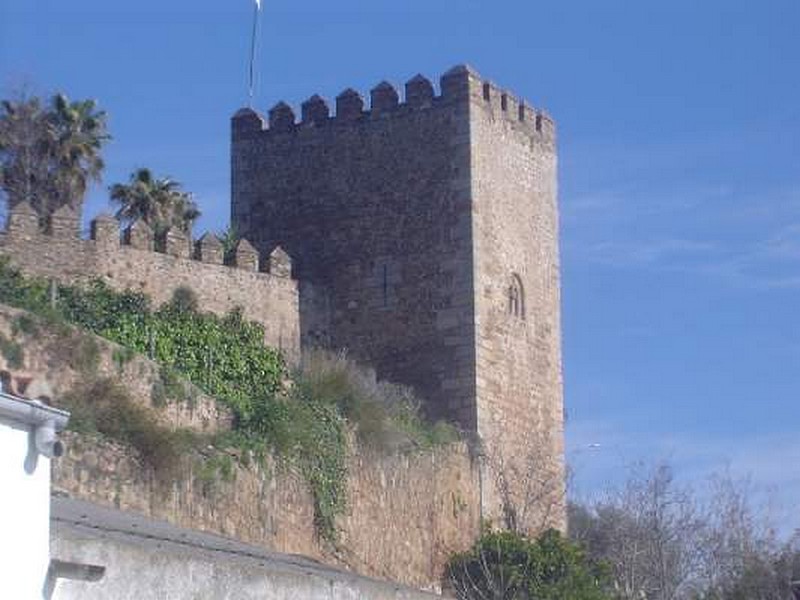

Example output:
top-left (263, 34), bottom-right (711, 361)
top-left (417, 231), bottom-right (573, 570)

top-left (2, 1), bottom-right (798, 524)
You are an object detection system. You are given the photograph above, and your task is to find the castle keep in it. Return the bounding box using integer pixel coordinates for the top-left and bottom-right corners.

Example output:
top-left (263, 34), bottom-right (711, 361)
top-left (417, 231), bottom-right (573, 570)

top-left (232, 65), bottom-right (564, 528)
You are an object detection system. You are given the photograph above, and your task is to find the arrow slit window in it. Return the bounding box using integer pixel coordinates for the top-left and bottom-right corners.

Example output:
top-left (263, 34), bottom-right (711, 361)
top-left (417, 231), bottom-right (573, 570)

top-left (508, 274), bottom-right (525, 320)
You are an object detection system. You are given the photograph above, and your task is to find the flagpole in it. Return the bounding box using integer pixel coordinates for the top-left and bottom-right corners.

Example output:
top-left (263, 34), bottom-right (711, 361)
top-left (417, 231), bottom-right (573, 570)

top-left (248, 0), bottom-right (261, 107)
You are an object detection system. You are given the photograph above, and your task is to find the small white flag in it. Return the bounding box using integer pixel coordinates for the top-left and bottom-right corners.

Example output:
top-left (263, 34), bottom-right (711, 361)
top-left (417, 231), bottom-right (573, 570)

top-left (255, 0), bottom-right (261, 9)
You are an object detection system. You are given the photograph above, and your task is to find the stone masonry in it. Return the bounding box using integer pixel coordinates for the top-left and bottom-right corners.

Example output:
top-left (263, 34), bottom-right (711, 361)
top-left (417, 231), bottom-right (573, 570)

top-left (0, 63), bottom-right (565, 535)
top-left (231, 65), bottom-right (565, 530)
top-left (0, 204), bottom-right (300, 363)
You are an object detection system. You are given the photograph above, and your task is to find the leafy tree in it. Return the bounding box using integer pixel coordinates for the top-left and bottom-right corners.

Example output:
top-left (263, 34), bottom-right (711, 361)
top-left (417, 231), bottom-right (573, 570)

top-left (0, 93), bottom-right (109, 223)
top-left (569, 463), bottom-right (800, 600)
top-left (447, 528), bottom-right (613, 600)
top-left (110, 167), bottom-right (200, 235)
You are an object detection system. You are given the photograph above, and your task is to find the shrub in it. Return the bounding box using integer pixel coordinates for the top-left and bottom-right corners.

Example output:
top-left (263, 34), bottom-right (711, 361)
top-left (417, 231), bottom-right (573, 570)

top-left (169, 286), bottom-right (198, 313)
top-left (61, 378), bottom-right (199, 476)
top-left (447, 528), bottom-right (614, 600)
top-left (0, 333), bottom-right (24, 368)
top-left (296, 349), bottom-right (457, 450)
top-left (12, 314), bottom-right (39, 337)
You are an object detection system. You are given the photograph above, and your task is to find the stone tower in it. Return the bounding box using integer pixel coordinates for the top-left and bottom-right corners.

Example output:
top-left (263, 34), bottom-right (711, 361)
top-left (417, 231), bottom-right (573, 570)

top-left (231, 65), bottom-right (564, 530)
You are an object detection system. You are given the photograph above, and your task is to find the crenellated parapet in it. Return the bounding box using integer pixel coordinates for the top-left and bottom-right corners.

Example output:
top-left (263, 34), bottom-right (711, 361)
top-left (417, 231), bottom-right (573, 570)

top-left (233, 238), bottom-right (260, 272)
top-left (268, 246), bottom-right (292, 278)
top-left (479, 77), bottom-right (556, 140)
top-left (90, 213), bottom-right (119, 248)
top-left (7, 209), bottom-right (295, 278)
top-left (49, 204), bottom-right (81, 238)
top-left (231, 64), bottom-right (555, 144)
top-left (1, 202), bottom-right (296, 281)
top-left (157, 227), bottom-right (191, 259)
top-left (6, 201), bottom-right (39, 237)
top-left (0, 205), bottom-right (301, 362)
top-left (122, 220), bottom-right (153, 250)
top-left (195, 232), bottom-right (223, 265)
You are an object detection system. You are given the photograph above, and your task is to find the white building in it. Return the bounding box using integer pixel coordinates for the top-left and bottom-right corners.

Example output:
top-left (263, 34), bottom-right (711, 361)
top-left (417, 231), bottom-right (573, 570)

top-left (0, 385), bottom-right (69, 600)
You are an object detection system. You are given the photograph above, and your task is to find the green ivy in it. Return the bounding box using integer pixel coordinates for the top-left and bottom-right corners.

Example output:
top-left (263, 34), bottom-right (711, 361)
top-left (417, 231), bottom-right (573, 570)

top-left (0, 258), bottom-right (286, 423)
top-left (247, 387), bottom-right (347, 542)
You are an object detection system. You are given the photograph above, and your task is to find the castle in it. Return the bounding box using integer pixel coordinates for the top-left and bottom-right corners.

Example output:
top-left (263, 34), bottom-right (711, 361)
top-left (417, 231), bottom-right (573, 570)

top-left (0, 65), bottom-right (564, 536)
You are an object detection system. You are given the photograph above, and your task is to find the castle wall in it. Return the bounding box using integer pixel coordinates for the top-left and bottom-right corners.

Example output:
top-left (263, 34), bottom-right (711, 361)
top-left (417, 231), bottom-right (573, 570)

top-left (468, 74), bottom-right (566, 530)
top-left (0, 210), bottom-right (300, 363)
top-left (232, 70), bottom-right (477, 425)
top-left (53, 432), bottom-right (481, 592)
top-left (0, 300), bottom-right (479, 592)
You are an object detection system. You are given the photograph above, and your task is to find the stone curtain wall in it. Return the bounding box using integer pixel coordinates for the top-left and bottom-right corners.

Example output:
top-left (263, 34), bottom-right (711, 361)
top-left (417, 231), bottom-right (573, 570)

top-left (0, 205), bottom-right (300, 363)
top-left (53, 433), bottom-right (481, 591)
top-left (231, 67), bottom-right (478, 427)
top-left (0, 301), bottom-right (479, 589)
top-left (468, 71), bottom-right (566, 531)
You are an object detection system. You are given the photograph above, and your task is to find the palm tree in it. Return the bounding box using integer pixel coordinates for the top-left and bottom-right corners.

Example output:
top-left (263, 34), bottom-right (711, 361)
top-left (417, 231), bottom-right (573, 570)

top-left (217, 225), bottom-right (240, 263)
top-left (0, 92), bottom-right (109, 225)
top-left (0, 96), bottom-right (49, 215)
top-left (49, 94), bottom-right (109, 213)
top-left (110, 168), bottom-right (200, 235)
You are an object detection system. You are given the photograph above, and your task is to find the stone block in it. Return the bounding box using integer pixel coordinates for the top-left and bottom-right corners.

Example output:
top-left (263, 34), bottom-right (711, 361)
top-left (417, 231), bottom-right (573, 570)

top-left (123, 220), bottom-right (153, 251)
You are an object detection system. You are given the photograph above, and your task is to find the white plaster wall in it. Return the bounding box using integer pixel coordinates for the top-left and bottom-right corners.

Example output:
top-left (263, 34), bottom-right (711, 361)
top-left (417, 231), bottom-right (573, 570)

top-left (0, 421), bottom-right (51, 599)
top-left (51, 524), bottom-right (439, 600)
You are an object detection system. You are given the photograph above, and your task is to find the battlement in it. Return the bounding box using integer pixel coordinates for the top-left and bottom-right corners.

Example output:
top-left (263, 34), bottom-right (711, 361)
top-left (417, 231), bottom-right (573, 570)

top-left (1, 202), bottom-right (300, 362)
top-left (232, 65), bottom-right (555, 142)
top-left (4, 201), bottom-right (292, 276)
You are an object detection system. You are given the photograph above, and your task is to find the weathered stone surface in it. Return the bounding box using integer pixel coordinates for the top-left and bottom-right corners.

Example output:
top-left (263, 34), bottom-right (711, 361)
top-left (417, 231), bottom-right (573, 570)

top-left (231, 65), bottom-right (564, 531)
top-left (335, 88), bottom-right (364, 121)
top-left (49, 204), bottom-right (80, 239)
top-left (123, 219), bottom-right (153, 251)
top-left (158, 227), bottom-right (191, 258)
top-left (0, 218), bottom-right (300, 363)
top-left (268, 101), bottom-right (295, 132)
top-left (90, 214), bottom-right (119, 248)
top-left (301, 94), bottom-right (330, 125)
top-left (52, 431), bottom-right (481, 592)
top-left (7, 201), bottom-right (40, 237)
top-left (196, 232), bottom-right (224, 265)
top-left (0, 304), bottom-right (232, 434)
top-left (0, 64), bottom-right (566, 575)
top-left (471, 76), bottom-right (565, 530)
top-left (234, 238), bottom-right (260, 271)
top-left (268, 246), bottom-right (292, 278)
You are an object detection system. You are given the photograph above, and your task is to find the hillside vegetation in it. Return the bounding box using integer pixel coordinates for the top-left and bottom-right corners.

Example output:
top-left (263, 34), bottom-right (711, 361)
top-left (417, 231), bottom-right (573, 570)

top-left (0, 257), bottom-right (457, 541)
